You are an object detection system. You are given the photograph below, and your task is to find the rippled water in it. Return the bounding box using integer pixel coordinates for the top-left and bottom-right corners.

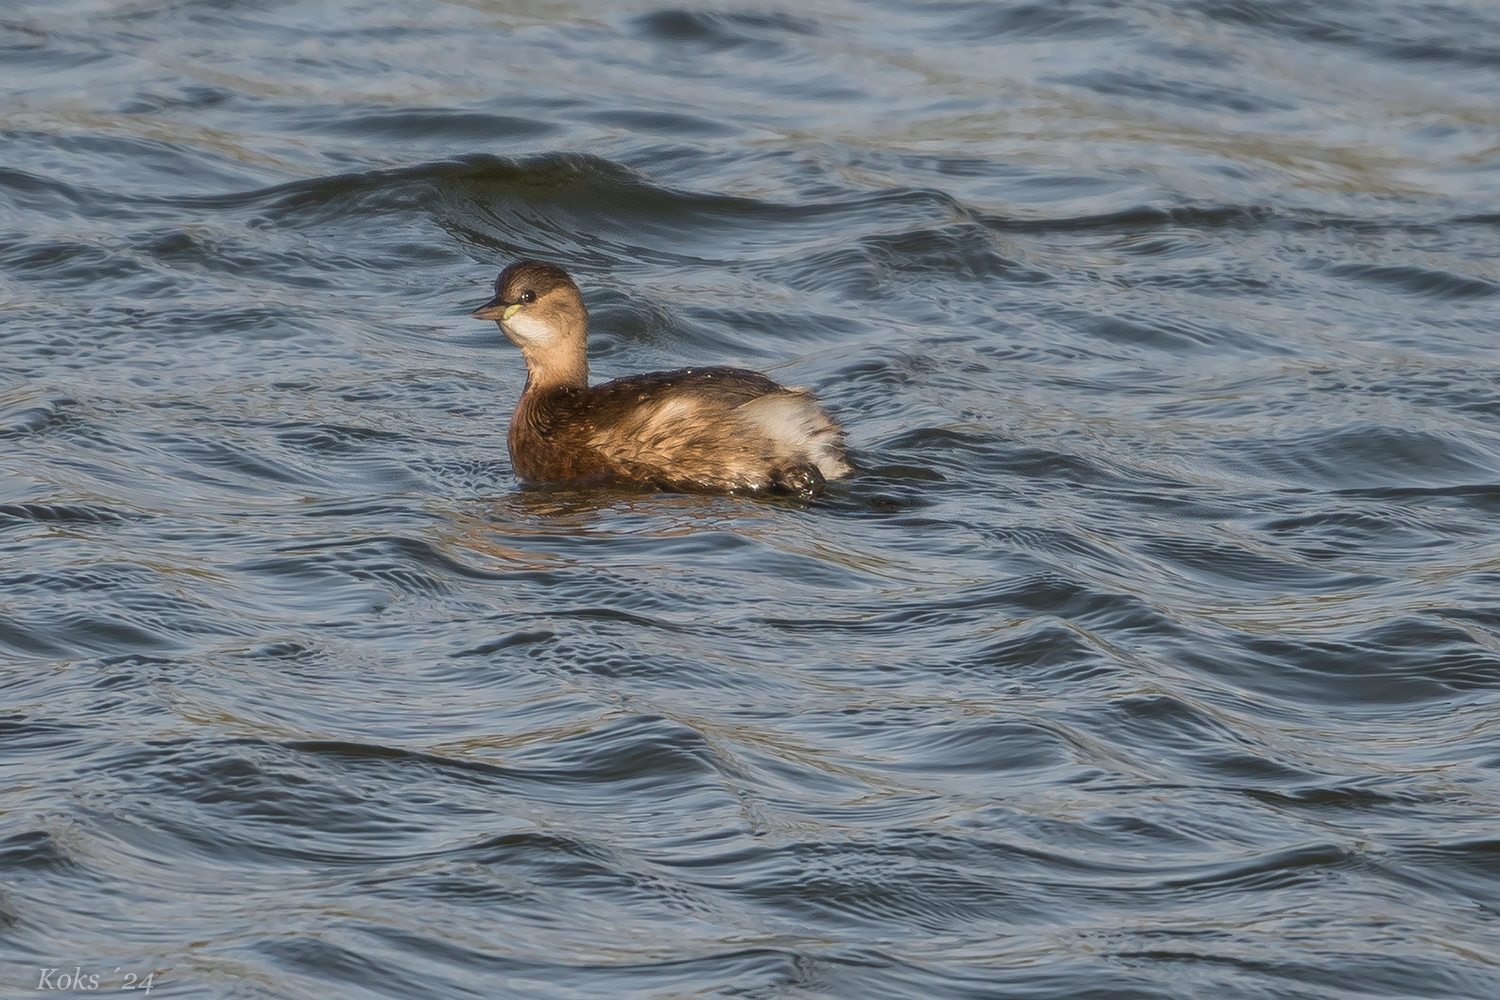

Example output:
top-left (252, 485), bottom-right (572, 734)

top-left (4, 1), bottom-right (1500, 997)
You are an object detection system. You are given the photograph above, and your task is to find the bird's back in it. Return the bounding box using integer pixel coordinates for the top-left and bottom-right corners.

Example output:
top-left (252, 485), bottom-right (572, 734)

top-left (511, 367), bottom-right (850, 495)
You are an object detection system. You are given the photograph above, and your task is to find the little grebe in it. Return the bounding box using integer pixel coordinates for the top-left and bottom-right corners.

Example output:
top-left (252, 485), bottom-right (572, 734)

top-left (471, 261), bottom-right (850, 496)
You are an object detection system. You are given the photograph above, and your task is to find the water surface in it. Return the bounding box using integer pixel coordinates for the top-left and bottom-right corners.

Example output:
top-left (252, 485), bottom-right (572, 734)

top-left (3, 1), bottom-right (1500, 998)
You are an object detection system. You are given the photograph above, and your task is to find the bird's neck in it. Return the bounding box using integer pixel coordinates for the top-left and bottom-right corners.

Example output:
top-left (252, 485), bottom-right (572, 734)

top-left (521, 343), bottom-right (588, 392)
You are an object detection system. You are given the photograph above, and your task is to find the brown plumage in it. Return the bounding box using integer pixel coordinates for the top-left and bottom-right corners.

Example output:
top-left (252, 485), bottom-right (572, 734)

top-left (471, 261), bottom-right (850, 496)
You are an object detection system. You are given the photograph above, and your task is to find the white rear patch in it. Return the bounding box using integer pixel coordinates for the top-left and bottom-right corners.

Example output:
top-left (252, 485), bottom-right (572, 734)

top-left (740, 393), bottom-right (851, 479)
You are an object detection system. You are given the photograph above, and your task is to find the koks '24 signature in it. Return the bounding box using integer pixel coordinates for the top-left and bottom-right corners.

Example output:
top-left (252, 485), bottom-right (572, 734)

top-left (35, 967), bottom-right (153, 994)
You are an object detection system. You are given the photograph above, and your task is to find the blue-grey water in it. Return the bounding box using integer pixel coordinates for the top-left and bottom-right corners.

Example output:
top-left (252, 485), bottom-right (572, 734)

top-left (3, 2), bottom-right (1500, 998)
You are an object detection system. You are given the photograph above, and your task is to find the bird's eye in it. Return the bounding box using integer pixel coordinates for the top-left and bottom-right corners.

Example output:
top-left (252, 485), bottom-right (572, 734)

top-left (520, 290), bottom-right (536, 304)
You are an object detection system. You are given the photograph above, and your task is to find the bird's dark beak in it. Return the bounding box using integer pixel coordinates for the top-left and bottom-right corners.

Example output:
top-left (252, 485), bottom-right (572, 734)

top-left (470, 295), bottom-right (513, 321)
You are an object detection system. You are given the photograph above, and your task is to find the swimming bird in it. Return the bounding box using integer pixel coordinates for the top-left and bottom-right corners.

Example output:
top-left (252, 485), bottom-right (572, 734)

top-left (471, 261), bottom-right (850, 496)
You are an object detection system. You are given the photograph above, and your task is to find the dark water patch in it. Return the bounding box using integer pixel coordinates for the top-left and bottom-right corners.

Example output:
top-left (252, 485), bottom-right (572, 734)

top-left (546, 605), bottom-right (714, 638)
top-left (440, 830), bottom-right (655, 895)
top-left (929, 1), bottom-right (1135, 41)
top-left (541, 637), bottom-right (706, 683)
top-left (0, 393), bottom-right (81, 440)
top-left (0, 559), bottom-right (238, 657)
top-left (1309, 259), bottom-right (1500, 300)
top-left (451, 629), bottom-right (556, 658)
top-left (257, 935), bottom-right (455, 999)
top-left (1104, 233), bottom-right (1206, 259)
top-left (238, 637), bottom-right (319, 662)
top-left (499, 715), bottom-right (728, 785)
top-left (1256, 504), bottom-right (1461, 564)
top-left (699, 838), bottom-right (1047, 929)
top-left (0, 502), bottom-right (128, 527)
top-left (756, 573), bottom-right (1168, 646)
top-left (363, 937), bottom-right (903, 1000)
top-left (585, 108), bottom-right (738, 138)
top-left (272, 420), bottom-right (410, 458)
top-left (1089, 693), bottom-right (1313, 785)
top-left (992, 439), bottom-right (1194, 493)
top-left (1138, 533), bottom-right (1375, 592)
top-left (0, 561), bottom-right (178, 596)
top-left (126, 226), bottom-right (348, 287)
top-left (1076, 310), bottom-right (1221, 351)
top-left (1156, 943), bottom-right (1467, 1000)
top-left (860, 223), bottom-right (1052, 284)
top-left (1193, 0), bottom-right (1500, 70)
top-left (976, 204), bottom-right (1276, 236)
top-left (145, 431), bottom-right (323, 490)
top-left (235, 533), bottom-right (511, 603)
top-left (296, 106), bottom-right (558, 142)
top-left (1245, 777), bottom-right (1462, 811)
top-left (1231, 424), bottom-right (1497, 490)
top-left (0, 830), bottom-right (74, 872)
top-left (83, 741), bottom-right (454, 865)
top-left (406, 457), bottom-right (515, 498)
top-left (0, 165), bottom-right (100, 216)
top-left (275, 720), bottom-right (730, 804)
top-left (0, 717), bottom-right (86, 761)
top-left (0, 21), bottom-right (107, 70)
top-left (240, 152), bottom-right (917, 276)
top-left (660, 303), bottom-right (868, 358)
top-left (254, 154), bottom-right (670, 233)
top-left (1153, 841), bottom-right (1361, 895)
top-left (1396, 838), bottom-right (1500, 903)
top-left (0, 609), bottom-right (178, 658)
top-left (1330, 483), bottom-right (1500, 514)
top-left (152, 748), bottom-right (412, 834)
top-left (872, 717), bottom-right (1074, 775)
top-left (955, 620), bottom-right (1127, 683)
top-left (117, 83), bottom-right (234, 116)
top-left (3, 129), bottom-right (277, 205)
top-left (1059, 69), bottom-right (1294, 114)
top-left (442, 154), bottom-right (965, 267)
top-left (980, 523), bottom-right (1136, 574)
top-left (1186, 616), bottom-right (1500, 703)
top-left (1124, 267), bottom-right (1275, 297)
top-left (633, 9), bottom-right (821, 53)
top-left (79, 303), bottom-right (308, 350)
top-left (0, 234), bottom-right (152, 291)
top-left (1428, 605), bottom-right (1500, 639)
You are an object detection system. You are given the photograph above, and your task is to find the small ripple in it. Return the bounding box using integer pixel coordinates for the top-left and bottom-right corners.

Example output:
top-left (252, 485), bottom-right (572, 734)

top-left (0, 717), bottom-right (86, 759)
top-left (924, 1), bottom-right (1134, 41)
top-left (868, 716), bottom-right (1074, 777)
top-left (1230, 424), bottom-right (1497, 490)
top-left (0, 830), bottom-right (73, 872)
top-left (0, 234), bottom-right (150, 289)
top-left (0, 392), bottom-right (80, 440)
top-left (1058, 68), bottom-right (1295, 114)
top-left (1184, 615), bottom-right (1500, 703)
top-left (1310, 260), bottom-right (1500, 300)
top-left (1085, 693), bottom-right (1314, 785)
top-left (1196, 0), bottom-right (1500, 71)
top-left (0, 501), bottom-right (128, 527)
top-left (633, 9), bottom-right (821, 53)
top-left (976, 203), bottom-right (1275, 235)
top-left (1139, 533), bottom-right (1373, 592)
top-left (584, 108), bottom-right (738, 138)
top-left (956, 619), bottom-right (1126, 683)
top-left (497, 714), bottom-right (728, 786)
